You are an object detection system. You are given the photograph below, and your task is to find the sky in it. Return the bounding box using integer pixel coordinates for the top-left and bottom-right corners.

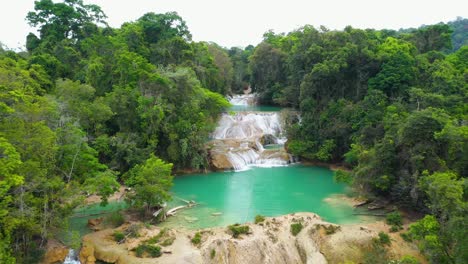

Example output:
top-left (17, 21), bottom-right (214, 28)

top-left (1, 0), bottom-right (467, 50)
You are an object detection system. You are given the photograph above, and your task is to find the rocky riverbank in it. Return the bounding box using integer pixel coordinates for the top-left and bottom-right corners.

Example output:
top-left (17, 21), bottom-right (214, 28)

top-left (76, 212), bottom-right (425, 264)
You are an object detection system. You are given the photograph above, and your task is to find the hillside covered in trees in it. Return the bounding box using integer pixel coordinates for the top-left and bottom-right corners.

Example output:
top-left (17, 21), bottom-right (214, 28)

top-left (0, 0), bottom-right (466, 263)
top-left (250, 19), bottom-right (467, 264)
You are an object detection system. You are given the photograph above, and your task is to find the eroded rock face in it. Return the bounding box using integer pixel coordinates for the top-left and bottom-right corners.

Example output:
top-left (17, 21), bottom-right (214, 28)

top-left (41, 246), bottom-right (69, 264)
top-left (79, 243), bottom-right (96, 264)
top-left (260, 134), bottom-right (277, 145)
top-left (79, 212), bottom-right (425, 264)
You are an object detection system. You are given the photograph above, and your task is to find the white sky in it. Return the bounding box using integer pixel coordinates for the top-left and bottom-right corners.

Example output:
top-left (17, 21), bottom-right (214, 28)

top-left (1, 0), bottom-right (467, 50)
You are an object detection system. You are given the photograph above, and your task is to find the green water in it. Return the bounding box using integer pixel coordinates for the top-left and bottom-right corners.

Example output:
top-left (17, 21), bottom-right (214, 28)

top-left (66, 201), bottom-right (128, 237)
top-left (162, 165), bottom-right (371, 229)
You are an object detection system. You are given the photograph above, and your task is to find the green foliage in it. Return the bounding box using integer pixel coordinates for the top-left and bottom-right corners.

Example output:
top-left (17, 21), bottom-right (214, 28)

top-left (323, 224), bottom-right (341, 235)
top-left (254, 215), bottom-right (265, 224)
top-left (363, 238), bottom-right (390, 264)
top-left (210, 249), bottom-right (216, 259)
top-left (191, 232), bottom-right (202, 245)
top-left (113, 231), bottom-right (125, 243)
top-left (134, 244), bottom-right (161, 258)
top-left (125, 224), bottom-right (142, 238)
top-left (398, 255), bottom-right (420, 264)
top-left (228, 224), bottom-right (250, 238)
top-left (146, 228), bottom-right (168, 244)
top-left (333, 170), bottom-right (353, 185)
top-left (105, 211), bottom-right (125, 227)
top-left (400, 232), bottom-right (413, 242)
top-left (386, 212), bottom-right (403, 232)
top-left (290, 222), bottom-right (303, 236)
top-left (160, 237), bottom-right (175, 247)
top-left (377, 232), bottom-right (391, 245)
top-left (125, 155), bottom-right (173, 215)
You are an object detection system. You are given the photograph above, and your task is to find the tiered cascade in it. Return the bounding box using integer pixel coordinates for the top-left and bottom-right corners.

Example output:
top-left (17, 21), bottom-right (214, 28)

top-left (208, 94), bottom-right (293, 171)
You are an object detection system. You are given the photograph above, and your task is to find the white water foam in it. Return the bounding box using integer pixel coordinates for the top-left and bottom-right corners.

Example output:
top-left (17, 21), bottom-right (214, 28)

top-left (212, 94), bottom-right (294, 171)
top-left (63, 249), bottom-right (80, 264)
top-left (229, 94), bottom-right (256, 106)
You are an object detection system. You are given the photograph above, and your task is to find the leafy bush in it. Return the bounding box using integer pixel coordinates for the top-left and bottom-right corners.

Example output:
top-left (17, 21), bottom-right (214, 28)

top-left (113, 231), bottom-right (125, 242)
top-left (160, 237), bottom-right (175, 246)
top-left (254, 215), bottom-right (265, 224)
top-left (333, 170), bottom-right (353, 184)
top-left (106, 211), bottom-right (125, 227)
top-left (290, 222), bottom-right (303, 236)
top-left (400, 232), bottom-right (413, 242)
top-left (399, 255), bottom-right (419, 264)
top-left (210, 249), bottom-right (216, 259)
top-left (386, 212), bottom-right (403, 226)
top-left (125, 223), bottom-right (142, 238)
top-left (134, 244), bottom-right (162, 258)
top-left (191, 232), bottom-right (202, 245)
top-left (324, 224), bottom-right (341, 235)
top-left (147, 228), bottom-right (168, 244)
top-left (228, 224), bottom-right (250, 238)
top-left (363, 239), bottom-right (389, 264)
top-left (390, 225), bottom-right (400, 233)
top-left (377, 232), bottom-right (391, 245)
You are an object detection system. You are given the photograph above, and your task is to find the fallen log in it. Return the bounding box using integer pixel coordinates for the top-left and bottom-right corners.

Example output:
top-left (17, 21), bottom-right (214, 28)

top-left (166, 205), bottom-right (187, 216)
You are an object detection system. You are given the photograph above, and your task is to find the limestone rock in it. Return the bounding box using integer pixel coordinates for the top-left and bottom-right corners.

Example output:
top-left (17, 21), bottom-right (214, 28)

top-left (41, 246), bottom-right (69, 264)
top-left (260, 134), bottom-right (277, 145)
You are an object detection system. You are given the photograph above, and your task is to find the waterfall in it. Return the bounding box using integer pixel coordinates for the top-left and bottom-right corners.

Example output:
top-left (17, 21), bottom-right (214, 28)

top-left (209, 94), bottom-right (293, 171)
top-left (229, 94), bottom-right (256, 106)
top-left (212, 113), bottom-right (283, 140)
top-left (63, 249), bottom-right (80, 264)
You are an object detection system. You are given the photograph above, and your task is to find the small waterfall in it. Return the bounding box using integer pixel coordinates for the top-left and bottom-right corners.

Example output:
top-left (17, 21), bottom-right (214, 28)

top-left (209, 94), bottom-right (294, 171)
top-left (212, 113), bottom-right (283, 140)
top-left (63, 249), bottom-right (80, 264)
top-left (229, 94), bottom-right (256, 106)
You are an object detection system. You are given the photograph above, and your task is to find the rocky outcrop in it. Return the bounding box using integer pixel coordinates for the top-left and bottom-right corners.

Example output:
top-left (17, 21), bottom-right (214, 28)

top-left (260, 134), bottom-right (277, 145)
top-left (41, 245), bottom-right (69, 264)
top-left (79, 213), bottom-right (425, 264)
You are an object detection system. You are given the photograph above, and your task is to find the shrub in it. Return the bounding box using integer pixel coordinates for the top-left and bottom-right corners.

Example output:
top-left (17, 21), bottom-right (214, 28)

top-left (389, 225), bottom-right (400, 233)
top-left (290, 222), bottom-right (303, 236)
top-left (400, 232), bottom-right (413, 242)
top-left (160, 237), bottom-right (175, 246)
top-left (377, 232), bottom-right (391, 245)
top-left (333, 170), bottom-right (353, 184)
top-left (191, 232), bottom-right (202, 245)
top-left (113, 231), bottom-right (125, 242)
top-left (106, 211), bottom-right (125, 227)
top-left (228, 224), bottom-right (250, 238)
top-left (134, 244), bottom-right (161, 258)
top-left (125, 223), bottom-right (142, 238)
top-left (210, 249), bottom-right (216, 259)
top-left (363, 239), bottom-right (389, 264)
top-left (399, 255), bottom-right (419, 264)
top-left (255, 215), bottom-right (265, 224)
top-left (147, 228), bottom-right (168, 244)
top-left (386, 212), bottom-right (403, 227)
top-left (324, 224), bottom-right (340, 235)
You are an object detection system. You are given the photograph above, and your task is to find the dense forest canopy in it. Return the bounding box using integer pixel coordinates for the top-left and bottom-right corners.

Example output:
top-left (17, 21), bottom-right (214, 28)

top-left (0, 0), bottom-right (466, 263)
top-left (250, 18), bottom-right (467, 264)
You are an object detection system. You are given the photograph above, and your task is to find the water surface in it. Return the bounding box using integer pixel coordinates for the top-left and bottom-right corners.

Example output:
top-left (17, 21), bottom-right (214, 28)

top-left (162, 165), bottom-right (370, 229)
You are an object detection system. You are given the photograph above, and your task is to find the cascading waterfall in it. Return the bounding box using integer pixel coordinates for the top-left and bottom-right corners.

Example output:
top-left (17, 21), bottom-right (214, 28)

top-left (228, 94), bottom-right (256, 106)
top-left (63, 249), bottom-right (80, 264)
top-left (209, 94), bottom-right (293, 171)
